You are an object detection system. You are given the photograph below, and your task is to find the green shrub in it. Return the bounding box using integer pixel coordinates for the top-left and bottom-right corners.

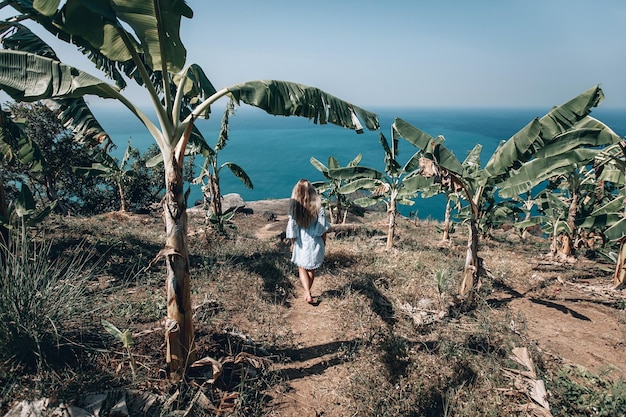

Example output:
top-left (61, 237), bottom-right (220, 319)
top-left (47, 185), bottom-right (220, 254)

top-left (0, 231), bottom-right (99, 369)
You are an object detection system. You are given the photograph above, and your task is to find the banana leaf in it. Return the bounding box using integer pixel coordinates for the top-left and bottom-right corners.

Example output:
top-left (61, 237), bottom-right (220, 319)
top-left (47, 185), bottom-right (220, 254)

top-left (497, 148), bottom-right (600, 198)
top-left (403, 150), bottom-right (423, 174)
top-left (392, 118), bottom-right (463, 175)
top-left (604, 218), bottom-right (626, 241)
top-left (338, 178), bottom-right (381, 194)
top-left (347, 154), bottom-right (363, 167)
top-left (310, 157), bottom-right (329, 176)
top-left (222, 162), bottom-right (253, 189)
top-left (354, 195), bottom-right (384, 208)
top-left (534, 116), bottom-right (621, 159)
top-left (51, 0), bottom-right (191, 73)
top-left (589, 195), bottom-right (625, 217)
top-left (380, 132), bottom-right (401, 175)
top-left (401, 173), bottom-right (436, 193)
top-left (228, 80), bottom-right (379, 133)
top-left (329, 166), bottom-right (383, 181)
top-left (483, 85), bottom-right (606, 182)
top-left (0, 50), bottom-right (120, 101)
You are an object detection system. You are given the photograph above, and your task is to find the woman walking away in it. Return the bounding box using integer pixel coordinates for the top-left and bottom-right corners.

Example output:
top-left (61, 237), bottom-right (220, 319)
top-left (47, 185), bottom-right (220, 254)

top-left (286, 179), bottom-right (331, 304)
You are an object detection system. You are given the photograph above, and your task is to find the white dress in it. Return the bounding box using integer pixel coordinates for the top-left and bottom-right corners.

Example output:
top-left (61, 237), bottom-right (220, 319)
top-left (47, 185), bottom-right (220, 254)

top-left (286, 207), bottom-right (330, 270)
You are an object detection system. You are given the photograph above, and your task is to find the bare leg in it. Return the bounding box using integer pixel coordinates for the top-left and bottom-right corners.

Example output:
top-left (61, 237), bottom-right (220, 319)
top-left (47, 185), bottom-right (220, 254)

top-left (307, 269), bottom-right (315, 294)
top-left (298, 267), bottom-right (313, 303)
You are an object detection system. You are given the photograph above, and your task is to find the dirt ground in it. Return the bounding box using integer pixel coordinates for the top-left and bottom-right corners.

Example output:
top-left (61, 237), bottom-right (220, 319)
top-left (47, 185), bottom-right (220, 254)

top-left (244, 199), bottom-right (626, 416)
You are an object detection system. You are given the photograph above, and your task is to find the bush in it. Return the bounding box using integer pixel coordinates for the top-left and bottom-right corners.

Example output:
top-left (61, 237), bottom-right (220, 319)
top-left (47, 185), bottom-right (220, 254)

top-left (0, 230), bottom-right (100, 369)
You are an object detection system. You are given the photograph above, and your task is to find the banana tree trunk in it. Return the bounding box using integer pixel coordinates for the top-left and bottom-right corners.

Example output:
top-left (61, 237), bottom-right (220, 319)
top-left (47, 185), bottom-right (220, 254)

top-left (564, 188), bottom-right (578, 256)
top-left (460, 218), bottom-right (479, 301)
top-left (613, 236), bottom-right (626, 288)
top-left (335, 198), bottom-right (343, 224)
top-left (209, 174), bottom-right (222, 219)
top-left (0, 171), bottom-right (7, 245)
top-left (386, 196), bottom-right (397, 249)
top-left (442, 196), bottom-right (451, 241)
top-left (522, 208), bottom-right (531, 240)
top-left (117, 181), bottom-right (127, 213)
top-left (163, 157), bottom-right (194, 379)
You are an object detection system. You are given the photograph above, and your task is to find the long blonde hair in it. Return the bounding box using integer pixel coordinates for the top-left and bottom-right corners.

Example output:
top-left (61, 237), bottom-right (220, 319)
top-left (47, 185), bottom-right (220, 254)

top-left (289, 179), bottom-right (321, 228)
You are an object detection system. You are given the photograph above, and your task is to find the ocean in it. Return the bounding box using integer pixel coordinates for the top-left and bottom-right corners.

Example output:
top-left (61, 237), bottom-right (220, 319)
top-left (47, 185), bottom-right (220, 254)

top-left (92, 105), bottom-right (626, 221)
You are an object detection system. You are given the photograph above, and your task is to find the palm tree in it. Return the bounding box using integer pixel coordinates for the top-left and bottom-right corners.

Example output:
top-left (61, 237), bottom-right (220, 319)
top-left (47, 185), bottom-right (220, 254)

top-left (0, 1), bottom-right (379, 379)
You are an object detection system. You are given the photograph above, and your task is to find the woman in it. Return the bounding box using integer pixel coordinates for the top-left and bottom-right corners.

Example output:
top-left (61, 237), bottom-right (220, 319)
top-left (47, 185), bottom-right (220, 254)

top-left (286, 179), bottom-right (330, 304)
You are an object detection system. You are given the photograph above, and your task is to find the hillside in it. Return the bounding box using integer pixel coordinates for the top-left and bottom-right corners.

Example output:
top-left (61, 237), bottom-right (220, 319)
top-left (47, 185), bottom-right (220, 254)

top-left (1, 199), bottom-right (625, 416)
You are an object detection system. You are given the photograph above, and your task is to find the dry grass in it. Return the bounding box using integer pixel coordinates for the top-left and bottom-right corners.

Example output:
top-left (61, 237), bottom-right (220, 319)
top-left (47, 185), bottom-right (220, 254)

top-left (1, 206), bottom-right (624, 416)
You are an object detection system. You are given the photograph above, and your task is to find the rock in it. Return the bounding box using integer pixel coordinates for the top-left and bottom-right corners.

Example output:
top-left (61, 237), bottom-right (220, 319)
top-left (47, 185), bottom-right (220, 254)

top-left (262, 211), bottom-right (277, 221)
top-left (221, 193), bottom-right (245, 213)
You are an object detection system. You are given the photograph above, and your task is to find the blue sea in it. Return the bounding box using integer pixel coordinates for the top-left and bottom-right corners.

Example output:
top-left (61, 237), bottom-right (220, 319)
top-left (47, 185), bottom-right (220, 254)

top-left (92, 105), bottom-right (626, 220)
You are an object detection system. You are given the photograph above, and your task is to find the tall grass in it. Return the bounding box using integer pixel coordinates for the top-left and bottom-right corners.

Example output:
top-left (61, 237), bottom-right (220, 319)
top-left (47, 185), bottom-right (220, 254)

top-left (0, 229), bottom-right (99, 370)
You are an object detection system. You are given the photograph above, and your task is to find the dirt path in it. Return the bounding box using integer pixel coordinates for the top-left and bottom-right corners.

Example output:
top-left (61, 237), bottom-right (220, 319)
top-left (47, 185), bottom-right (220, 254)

top-left (245, 199), bottom-right (352, 416)
top-left (268, 273), bottom-right (351, 417)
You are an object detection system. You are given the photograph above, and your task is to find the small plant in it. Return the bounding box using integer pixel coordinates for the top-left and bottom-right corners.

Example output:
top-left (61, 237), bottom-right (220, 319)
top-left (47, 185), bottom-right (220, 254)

top-left (435, 268), bottom-right (451, 308)
top-left (102, 319), bottom-right (137, 381)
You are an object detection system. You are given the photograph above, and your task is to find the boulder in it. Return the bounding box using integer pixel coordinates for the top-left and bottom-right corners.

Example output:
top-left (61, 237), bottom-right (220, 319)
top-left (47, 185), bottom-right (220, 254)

top-left (221, 193), bottom-right (245, 213)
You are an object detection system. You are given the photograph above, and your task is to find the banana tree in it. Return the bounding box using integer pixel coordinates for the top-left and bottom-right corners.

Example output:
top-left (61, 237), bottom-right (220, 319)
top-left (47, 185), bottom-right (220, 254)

top-left (192, 100), bottom-right (253, 233)
top-left (0, 1), bottom-right (379, 379)
top-left (331, 131), bottom-right (431, 248)
top-left (575, 143), bottom-right (626, 287)
top-left (73, 139), bottom-right (137, 212)
top-left (393, 86), bottom-right (619, 301)
top-left (496, 116), bottom-right (621, 257)
top-left (515, 189), bottom-right (572, 254)
top-left (310, 153), bottom-right (363, 224)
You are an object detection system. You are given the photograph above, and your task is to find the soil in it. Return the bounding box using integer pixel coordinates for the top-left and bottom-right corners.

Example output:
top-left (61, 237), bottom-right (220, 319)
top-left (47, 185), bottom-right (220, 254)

top-left (243, 199), bottom-right (626, 416)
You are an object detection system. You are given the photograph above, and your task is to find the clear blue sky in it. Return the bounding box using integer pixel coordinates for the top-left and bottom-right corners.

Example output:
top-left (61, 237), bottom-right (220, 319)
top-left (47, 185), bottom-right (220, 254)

top-left (2, 0), bottom-right (626, 109)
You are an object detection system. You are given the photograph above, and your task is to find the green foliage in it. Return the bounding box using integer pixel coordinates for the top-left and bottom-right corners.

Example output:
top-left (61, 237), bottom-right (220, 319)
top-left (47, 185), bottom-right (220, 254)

top-left (74, 139), bottom-right (138, 212)
top-left (124, 144), bottom-right (167, 210)
top-left (73, 139), bottom-right (177, 213)
top-left (575, 143), bottom-right (626, 243)
top-left (310, 153), bottom-right (363, 223)
top-left (334, 133), bottom-right (431, 211)
top-left (2, 102), bottom-right (117, 215)
top-left (547, 366), bottom-right (626, 416)
top-left (0, 183), bottom-right (56, 230)
top-left (0, 229), bottom-right (99, 369)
